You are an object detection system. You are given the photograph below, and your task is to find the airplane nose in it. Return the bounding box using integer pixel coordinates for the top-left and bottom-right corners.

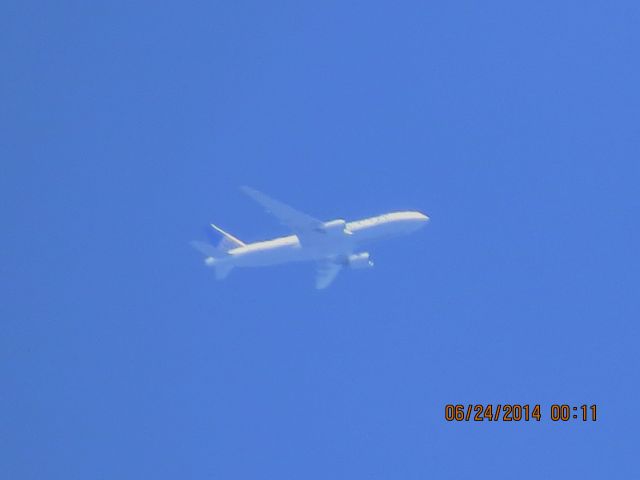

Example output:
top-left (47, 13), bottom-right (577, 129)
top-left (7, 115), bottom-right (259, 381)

top-left (418, 212), bottom-right (430, 222)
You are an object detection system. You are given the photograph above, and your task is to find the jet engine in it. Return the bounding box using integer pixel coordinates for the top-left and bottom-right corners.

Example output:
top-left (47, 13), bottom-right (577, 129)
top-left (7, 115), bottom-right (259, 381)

top-left (319, 219), bottom-right (352, 235)
top-left (347, 252), bottom-right (374, 269)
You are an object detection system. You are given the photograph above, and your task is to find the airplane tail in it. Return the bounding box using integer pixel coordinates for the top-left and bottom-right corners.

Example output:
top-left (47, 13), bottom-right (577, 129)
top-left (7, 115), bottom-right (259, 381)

top-left (190, 224), bottom-right (245, 280)
top-left (207, 223), bottom-right (245, 251)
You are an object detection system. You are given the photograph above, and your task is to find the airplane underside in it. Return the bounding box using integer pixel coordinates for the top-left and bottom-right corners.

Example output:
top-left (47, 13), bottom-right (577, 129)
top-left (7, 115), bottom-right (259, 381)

top-left (191, 187), bottom-right (428, 289)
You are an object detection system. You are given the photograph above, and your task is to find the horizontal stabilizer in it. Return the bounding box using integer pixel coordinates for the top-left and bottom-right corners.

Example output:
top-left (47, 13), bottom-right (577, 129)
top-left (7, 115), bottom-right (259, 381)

top-left (190, 240), bottom-right (224, 258)
top-left (315, 260), bottom-right (343, 289)
top-left (190, 241), bottom-right (234, 280)
top-left (215, 263), bottom-right (234, 280)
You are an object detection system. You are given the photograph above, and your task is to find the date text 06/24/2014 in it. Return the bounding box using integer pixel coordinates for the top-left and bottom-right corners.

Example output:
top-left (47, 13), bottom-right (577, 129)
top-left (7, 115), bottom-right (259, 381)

top-left (444, 404), bottom-right (597, 422)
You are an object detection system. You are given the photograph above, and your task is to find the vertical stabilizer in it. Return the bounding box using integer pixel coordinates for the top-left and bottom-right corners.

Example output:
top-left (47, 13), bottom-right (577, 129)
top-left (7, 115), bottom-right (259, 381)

top-left (207, 224), bottom-right (245, 252)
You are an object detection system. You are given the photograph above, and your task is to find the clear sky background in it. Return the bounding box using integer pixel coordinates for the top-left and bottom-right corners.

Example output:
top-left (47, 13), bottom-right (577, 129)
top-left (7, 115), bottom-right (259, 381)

top-left (2, 1), bottom-right (639, 478)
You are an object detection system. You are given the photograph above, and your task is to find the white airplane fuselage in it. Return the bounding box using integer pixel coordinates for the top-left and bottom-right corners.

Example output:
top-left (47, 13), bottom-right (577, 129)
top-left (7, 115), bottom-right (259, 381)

top-left (206, 211), bottom-right (429, 269)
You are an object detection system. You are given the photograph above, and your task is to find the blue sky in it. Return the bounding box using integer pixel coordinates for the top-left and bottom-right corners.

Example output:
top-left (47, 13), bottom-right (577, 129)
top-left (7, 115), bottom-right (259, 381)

top-left (2, 1), bottom-right (639, 478)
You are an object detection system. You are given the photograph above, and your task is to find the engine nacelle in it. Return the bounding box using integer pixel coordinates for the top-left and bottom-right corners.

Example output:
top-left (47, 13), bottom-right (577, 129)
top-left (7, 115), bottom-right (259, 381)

top-left (347, 252), bottom-right (374, 269)
top-left (320, 219), bottom-right (351, 235)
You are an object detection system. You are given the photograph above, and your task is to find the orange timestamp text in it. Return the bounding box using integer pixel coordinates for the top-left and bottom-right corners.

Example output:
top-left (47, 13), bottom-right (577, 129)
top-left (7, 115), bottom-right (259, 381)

top-left (444, 404), bottom-right (597, 422)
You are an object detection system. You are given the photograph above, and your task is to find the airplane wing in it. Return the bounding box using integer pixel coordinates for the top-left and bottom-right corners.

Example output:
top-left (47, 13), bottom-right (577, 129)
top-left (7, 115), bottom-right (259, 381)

top-left (241, 186), bottom-right (325, 243)
top-left (315, 259), bottom-right (343, 289)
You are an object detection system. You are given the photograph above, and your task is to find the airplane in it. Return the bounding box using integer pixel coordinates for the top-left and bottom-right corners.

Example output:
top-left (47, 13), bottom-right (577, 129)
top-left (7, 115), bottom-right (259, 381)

top-left (191, 187), bottom-right (429, 289)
